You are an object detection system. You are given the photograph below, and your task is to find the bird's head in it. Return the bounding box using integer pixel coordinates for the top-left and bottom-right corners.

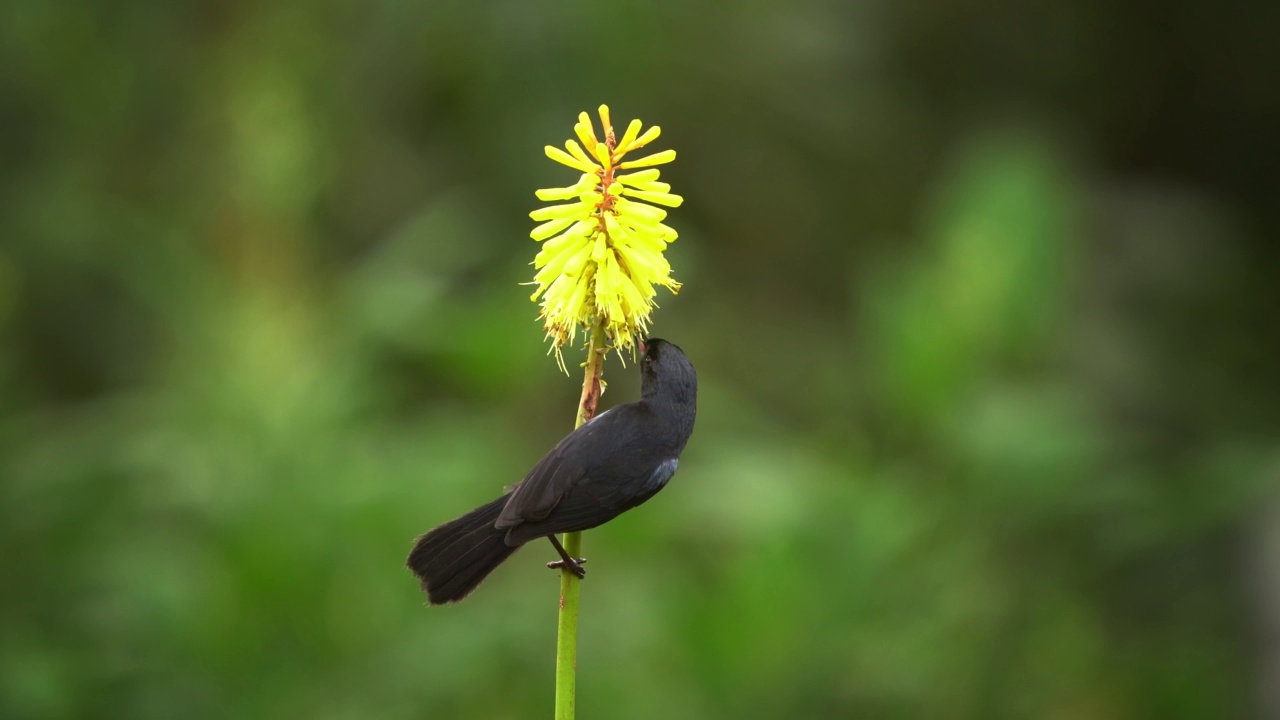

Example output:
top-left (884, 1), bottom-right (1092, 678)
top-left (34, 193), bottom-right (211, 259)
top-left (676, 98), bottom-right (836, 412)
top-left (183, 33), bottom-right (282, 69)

top-left (639, 338), bottom-right (697, 405)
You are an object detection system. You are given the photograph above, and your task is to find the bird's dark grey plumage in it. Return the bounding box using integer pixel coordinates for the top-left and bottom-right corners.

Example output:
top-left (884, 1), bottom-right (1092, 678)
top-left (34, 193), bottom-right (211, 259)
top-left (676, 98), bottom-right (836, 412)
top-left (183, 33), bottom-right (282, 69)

top-left (407, 338), bottom-right (697, 604)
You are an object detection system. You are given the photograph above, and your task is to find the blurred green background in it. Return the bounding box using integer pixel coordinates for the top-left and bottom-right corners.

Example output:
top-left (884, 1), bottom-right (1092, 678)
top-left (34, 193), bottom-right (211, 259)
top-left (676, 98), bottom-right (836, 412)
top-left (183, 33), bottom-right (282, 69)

top-left (2, 0), bottom-right (1279, 718)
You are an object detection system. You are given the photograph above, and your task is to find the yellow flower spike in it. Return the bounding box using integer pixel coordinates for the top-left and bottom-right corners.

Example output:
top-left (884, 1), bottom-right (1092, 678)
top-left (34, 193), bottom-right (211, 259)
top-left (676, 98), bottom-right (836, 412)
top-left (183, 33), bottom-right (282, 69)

top-left (529, 106), bottom-right (684, 360)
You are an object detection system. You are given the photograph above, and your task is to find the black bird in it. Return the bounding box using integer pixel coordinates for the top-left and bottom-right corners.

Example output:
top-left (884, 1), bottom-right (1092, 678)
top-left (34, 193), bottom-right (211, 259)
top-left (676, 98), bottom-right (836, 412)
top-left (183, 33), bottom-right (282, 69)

top-left (407, 338), bottom-right (697, 605)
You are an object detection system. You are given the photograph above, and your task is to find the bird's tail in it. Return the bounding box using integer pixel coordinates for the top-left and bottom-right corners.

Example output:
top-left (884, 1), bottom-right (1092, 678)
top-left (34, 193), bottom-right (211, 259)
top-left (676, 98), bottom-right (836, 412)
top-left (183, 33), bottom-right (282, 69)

top-left (407, 494), bottom-right (519, 605)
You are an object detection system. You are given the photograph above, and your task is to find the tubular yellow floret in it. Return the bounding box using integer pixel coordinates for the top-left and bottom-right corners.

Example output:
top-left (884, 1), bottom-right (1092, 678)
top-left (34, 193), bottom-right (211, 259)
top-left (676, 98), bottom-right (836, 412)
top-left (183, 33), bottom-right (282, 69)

top-left (618, 149), bottom-right (676, 169)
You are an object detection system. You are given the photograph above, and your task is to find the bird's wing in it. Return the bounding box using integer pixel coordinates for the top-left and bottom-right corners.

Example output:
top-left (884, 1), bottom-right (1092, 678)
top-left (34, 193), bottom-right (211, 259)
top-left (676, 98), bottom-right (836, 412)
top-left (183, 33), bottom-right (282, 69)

top-left (494, 406), bottom-right (627, 529)
top-left (506, 457), bottom-right (678, 541)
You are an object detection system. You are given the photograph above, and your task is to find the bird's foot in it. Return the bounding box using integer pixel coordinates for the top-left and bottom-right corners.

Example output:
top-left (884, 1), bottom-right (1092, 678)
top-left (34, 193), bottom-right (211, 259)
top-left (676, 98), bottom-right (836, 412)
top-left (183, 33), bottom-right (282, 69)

top-left (546, 557), bottom-right (587, 579)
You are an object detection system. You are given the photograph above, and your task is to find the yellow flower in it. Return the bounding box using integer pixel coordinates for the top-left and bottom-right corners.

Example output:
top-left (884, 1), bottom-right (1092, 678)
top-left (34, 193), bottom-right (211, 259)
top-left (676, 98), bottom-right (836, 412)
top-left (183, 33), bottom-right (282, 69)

top-left (528, 105), bottom-right (683, 363)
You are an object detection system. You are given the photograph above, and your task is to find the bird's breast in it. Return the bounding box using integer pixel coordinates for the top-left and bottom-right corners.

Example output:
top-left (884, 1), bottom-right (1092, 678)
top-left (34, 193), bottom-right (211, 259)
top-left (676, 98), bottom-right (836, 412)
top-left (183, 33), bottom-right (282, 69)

top-left (645, 457), bottom-right (679, 493)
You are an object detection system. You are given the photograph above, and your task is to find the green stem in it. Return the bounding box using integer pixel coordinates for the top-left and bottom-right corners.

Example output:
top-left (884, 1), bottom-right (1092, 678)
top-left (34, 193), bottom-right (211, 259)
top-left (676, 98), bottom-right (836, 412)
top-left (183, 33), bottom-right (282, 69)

top-left (554, 318), bottom-right (607, 720)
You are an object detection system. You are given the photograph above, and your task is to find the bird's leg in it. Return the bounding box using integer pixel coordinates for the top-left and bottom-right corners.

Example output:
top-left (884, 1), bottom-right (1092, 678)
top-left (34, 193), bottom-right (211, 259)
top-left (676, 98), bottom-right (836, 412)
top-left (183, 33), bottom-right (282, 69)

top-left (545, 534), bottom-right (587, 579)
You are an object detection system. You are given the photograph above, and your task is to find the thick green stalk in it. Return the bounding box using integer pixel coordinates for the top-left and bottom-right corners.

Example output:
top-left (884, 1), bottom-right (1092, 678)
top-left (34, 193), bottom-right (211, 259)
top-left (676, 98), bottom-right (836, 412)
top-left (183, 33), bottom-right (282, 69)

top-left (554, 319), bottom-right (607, 720)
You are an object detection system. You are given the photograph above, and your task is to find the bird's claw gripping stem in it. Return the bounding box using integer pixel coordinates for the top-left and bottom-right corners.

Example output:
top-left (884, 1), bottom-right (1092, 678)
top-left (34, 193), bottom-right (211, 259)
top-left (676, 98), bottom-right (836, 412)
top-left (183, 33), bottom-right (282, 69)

top-left (546, 557), bottom-right (587, 579)
top-left (545, 534), bottom-right (588, 579)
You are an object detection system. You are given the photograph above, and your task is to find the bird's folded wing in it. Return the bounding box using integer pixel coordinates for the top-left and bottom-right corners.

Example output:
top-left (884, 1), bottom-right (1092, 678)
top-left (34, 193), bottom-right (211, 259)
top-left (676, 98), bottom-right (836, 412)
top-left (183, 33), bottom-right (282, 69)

top-left (495, 451), bottom-right (581, 527)
top-left (516, 479), bottom-right (632, 531)
top-left (494, 408), bottom-right (623, 529)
